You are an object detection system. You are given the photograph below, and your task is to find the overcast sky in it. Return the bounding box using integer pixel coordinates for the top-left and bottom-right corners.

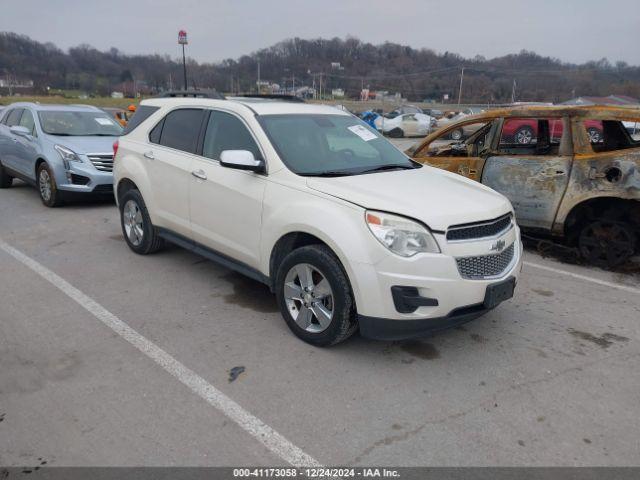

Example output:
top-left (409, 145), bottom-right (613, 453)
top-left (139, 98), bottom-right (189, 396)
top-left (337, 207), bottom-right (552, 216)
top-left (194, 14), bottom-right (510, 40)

top-left (2, 0), bottom-right (639, 65)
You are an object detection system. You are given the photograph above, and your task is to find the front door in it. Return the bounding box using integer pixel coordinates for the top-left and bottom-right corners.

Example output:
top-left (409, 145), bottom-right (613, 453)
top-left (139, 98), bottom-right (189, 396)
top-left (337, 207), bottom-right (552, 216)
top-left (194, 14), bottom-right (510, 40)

top-left (411, 120), bottom-right (494, 182)
top-left (189, 110), bottom-right (266, 268)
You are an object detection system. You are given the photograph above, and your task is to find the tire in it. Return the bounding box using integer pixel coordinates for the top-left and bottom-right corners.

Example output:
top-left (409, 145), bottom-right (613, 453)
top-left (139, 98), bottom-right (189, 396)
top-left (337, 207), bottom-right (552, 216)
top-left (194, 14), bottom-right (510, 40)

top-left (577, 219), bottom-right (636, 268)
top-left (587, 127), bottom-right (603, 143)
top-left (275, 244), bottom-right (358, 346)
top-left (514, 126), bottom-right (535, 145)
top-left (0, 160), bottom-right (13, 188)
top-left (119, 189), bottom-right (165, 255)
top-left (37, 162), bottom-right (63, 207)
top-left (450, 129), bottom-right (463, 141)
top-left (387, 127), bottom-right (404, 138)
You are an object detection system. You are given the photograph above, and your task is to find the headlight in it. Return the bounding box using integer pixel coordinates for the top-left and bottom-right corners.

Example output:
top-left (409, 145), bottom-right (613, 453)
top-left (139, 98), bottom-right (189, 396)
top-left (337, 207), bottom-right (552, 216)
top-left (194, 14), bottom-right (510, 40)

top-left (365, 210), bottom-right (440, 256)
top-left (54, 145), bottom-right (82, 166)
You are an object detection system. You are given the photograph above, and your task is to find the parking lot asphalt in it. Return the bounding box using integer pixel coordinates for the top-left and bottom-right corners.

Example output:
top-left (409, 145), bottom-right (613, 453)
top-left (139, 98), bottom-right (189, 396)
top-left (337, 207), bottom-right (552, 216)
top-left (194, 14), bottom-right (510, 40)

top-left (1, 180), bottom-right (639, 467)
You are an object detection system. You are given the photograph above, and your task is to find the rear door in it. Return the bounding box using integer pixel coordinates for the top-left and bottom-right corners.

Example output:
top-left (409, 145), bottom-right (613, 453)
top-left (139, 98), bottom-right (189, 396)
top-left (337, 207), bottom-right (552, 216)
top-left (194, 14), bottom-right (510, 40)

top-left (145, 108), bottom-right (205, 236)
top-left (481, 117), bottom-right (572, 230)
top-left (189, 109), bottom-right (266, 268)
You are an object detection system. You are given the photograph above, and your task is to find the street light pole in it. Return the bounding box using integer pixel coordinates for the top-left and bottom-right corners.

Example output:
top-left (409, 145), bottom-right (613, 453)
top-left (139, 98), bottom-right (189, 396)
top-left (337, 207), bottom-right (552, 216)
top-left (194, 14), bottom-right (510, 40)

top-left (457, 67), bottom-right (465, 105)
top-left (178, 30), bottom-right (188, 90)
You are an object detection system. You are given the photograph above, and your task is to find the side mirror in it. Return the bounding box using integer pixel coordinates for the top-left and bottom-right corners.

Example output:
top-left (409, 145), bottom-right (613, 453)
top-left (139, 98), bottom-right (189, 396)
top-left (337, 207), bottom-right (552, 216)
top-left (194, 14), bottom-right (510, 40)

top-left (10, 125), bottom-right (31, 138)
top-left (220, 150), bottom-right (265, 173)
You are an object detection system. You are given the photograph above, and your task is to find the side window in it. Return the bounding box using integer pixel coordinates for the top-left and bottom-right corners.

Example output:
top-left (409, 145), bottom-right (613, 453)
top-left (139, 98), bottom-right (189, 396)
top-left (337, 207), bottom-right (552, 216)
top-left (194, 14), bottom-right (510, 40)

top-left (624, 121), bottom-right (640, 141)
top-left (420, 121), bottom-right (490, 158)
top-left (202, 111), bottom-right (261, 160)
top-left (19, 110), bottom-right (36, 136)
top-left (149, 118), bottom-right (164, 144)
top-left (123, 105), bottom-right (160, 134)
top-left (155, 109), bottom-right (203, 153)
top-left (5, 108), bottom-right (24, 127)
top-left (498, 118), bottom-right (564, 156)
top-left (584, 119), bottom-right (638, 153)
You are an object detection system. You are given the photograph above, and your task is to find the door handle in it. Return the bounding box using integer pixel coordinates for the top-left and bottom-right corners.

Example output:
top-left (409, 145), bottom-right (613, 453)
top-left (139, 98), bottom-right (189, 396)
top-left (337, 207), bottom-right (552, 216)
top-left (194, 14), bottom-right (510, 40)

top-left (542, 168), bottom-right (566, 177)
top-left (191, 169), bottom-right (207, 180)
top-left (143, 151), bottom-right (155, 160)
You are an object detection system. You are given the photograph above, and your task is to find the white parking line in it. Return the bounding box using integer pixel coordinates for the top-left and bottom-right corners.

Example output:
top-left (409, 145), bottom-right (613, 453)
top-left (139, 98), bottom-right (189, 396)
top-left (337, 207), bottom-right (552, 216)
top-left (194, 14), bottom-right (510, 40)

top-left (524, 261), bottom-right (640, 295)
top-left (0, 239), bottom-right (320, 468)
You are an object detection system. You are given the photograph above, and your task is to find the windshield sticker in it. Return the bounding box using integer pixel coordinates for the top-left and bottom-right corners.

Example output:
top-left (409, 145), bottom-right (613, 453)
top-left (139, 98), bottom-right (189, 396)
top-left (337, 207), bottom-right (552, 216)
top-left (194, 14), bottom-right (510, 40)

top-left (348, 125), bottom-right (377, 142)
top-left (95, 118), bottom-right (114, 126)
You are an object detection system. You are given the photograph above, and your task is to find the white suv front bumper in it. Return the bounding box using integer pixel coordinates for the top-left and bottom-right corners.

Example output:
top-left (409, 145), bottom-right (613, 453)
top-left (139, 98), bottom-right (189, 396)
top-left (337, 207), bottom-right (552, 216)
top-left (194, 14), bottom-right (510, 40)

top-left (350, 225), bottom-right (523, 340)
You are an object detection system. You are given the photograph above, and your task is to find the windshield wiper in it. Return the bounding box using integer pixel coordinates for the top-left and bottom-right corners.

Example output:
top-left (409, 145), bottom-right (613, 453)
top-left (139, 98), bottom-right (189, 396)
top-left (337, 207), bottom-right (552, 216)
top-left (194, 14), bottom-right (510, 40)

top-left (358, 164), bottom-right (416, 174)
top-left (46, 132), bottom-right (73, 136)
top-left (300, 171), bottom-right (356, 177)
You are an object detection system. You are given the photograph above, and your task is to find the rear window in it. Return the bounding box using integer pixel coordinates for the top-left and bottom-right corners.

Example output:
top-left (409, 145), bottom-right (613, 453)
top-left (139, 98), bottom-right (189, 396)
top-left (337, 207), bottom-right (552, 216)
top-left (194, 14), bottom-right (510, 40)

top-left (122, 105), bottom-right (159, 134)
top-left (153, 108), bottom-right (204, 153)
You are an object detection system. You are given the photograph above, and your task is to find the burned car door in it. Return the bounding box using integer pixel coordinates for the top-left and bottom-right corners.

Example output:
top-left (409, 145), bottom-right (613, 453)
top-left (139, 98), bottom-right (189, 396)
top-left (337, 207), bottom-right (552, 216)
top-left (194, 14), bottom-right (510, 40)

top-left (481, 117), bottom-right (572, 230)
top-left (409, 120), bottom-right (495, 182)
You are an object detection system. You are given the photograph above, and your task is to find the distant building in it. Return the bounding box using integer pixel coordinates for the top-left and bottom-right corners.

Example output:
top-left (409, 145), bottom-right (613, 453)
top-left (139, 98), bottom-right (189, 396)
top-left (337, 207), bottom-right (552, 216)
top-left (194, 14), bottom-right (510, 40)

top-left (0, 78), bottom-right (34, 88)
top-left (111, 91), bottom-right (124, 99)
top-left (561, 95), bottom-right (639, 106)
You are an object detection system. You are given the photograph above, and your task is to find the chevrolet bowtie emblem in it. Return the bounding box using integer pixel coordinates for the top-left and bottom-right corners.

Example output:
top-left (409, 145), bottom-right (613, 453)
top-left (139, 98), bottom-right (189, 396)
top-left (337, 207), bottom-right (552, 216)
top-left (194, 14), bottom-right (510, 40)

top-left (490, 239), bottom-right (506, 252)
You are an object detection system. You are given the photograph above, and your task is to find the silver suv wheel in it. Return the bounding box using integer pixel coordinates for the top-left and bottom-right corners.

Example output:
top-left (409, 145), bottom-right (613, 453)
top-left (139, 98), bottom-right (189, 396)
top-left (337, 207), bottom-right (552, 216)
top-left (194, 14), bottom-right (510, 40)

top-left (283, 263), bottom-right (334, 333)
top-left (123, 199), bottom-right (144, 246)
top-left (39, 169), bottom-right (52, 202)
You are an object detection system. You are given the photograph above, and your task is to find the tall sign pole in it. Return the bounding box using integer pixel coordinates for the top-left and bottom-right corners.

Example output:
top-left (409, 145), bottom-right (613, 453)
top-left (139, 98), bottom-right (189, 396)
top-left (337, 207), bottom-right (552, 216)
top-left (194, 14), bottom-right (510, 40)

top-left (178, 30), bottom-right (188, 90)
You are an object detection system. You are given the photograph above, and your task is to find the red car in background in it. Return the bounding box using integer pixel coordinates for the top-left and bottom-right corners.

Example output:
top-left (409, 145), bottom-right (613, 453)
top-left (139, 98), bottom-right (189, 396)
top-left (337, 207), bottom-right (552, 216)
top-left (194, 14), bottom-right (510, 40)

top-left (502, 118), bottom-right (603, 144)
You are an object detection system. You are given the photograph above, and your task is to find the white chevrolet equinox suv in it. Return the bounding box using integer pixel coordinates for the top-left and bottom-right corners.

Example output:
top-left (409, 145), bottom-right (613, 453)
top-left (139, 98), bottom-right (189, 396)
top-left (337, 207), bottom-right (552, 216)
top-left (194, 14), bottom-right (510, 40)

top-left (113, 97), bottom-right (523, 346)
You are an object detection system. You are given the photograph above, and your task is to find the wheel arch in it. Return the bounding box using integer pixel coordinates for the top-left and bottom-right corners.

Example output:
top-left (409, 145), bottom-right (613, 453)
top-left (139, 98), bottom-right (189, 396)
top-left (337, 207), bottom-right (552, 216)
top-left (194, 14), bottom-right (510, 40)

top-left (34, 157), bottom-right (48, 177)
top-left (268, 231), bottom-right (351, 290)
top-left (116, 178), bottom-right (139, 206)
top-left (563, 196), bottom-right (640, 243)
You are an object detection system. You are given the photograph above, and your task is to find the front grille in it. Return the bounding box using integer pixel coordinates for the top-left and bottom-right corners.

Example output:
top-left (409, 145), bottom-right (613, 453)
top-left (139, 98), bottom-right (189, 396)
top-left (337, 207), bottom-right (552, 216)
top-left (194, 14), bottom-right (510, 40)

top-left (456, 243), bottom-right (515, 279)
top-left (447, 214), bottom-right (512, 241)
top-left (87, 154), bottom-right (114, 172)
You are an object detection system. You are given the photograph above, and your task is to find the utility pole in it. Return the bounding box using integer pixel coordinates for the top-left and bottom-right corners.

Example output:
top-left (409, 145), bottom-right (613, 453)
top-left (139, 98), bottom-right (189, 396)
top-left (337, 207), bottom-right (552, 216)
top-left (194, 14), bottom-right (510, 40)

top-left (457, 67), bottom-right (465, 105)
top-left (257, 60), bottom-right (260, 93)
top-left (178, 30), bottom-right (188, 90)
top-left (511, 79), bottom-right (517, 103)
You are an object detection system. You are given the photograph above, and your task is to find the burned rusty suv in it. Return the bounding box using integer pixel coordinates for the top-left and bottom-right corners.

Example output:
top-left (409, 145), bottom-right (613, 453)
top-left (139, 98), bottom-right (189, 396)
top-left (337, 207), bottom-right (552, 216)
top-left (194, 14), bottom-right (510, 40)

top-left (407, 106), bottom-right (640, 267)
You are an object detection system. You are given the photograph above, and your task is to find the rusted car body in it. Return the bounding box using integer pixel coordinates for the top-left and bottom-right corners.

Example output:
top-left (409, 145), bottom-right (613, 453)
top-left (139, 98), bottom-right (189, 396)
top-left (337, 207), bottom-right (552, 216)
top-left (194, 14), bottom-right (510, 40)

top-left (407, 105), bottom-right (640, 266)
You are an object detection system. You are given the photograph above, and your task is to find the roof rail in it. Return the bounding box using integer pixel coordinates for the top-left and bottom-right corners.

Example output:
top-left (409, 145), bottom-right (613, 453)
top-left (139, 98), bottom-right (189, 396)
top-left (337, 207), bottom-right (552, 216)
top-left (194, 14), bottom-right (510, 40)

top-left (235, 94), bottom-right (305, 103)
top-left (155, 89), bottom-right (225, 100)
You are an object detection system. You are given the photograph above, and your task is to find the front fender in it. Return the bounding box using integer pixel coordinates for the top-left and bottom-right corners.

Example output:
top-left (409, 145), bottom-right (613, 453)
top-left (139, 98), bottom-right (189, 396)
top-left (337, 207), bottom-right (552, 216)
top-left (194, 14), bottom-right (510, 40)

top-left (260, 182), bottom-right (387, 298)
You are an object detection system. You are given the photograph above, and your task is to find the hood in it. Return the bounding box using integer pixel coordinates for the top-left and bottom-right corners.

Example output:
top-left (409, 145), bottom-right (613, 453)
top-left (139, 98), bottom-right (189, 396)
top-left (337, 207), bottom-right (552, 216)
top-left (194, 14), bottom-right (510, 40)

top-left (306, 166), bottom-right (511, 231)
top-left (48, 135), bottom-right (119, 155)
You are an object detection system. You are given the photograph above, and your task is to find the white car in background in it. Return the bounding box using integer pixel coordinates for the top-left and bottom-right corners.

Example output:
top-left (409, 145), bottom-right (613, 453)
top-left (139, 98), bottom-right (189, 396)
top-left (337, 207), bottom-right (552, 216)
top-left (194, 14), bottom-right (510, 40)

top-left (114, 98), bottom-right (522, 346)
top-left (375, 112), bottom-right (436, 138)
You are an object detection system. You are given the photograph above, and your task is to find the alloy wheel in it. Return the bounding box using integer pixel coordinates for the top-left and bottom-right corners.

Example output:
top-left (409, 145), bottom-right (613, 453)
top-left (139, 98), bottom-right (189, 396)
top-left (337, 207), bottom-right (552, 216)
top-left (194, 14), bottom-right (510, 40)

top-left (283, 263), bottom-right (335, 333)
top-left (123, 199), bottom-right (144, 246)
top-left (38, 169), bottom-right (52, 202)
top-left (515, 128), bottom-right (534, 144)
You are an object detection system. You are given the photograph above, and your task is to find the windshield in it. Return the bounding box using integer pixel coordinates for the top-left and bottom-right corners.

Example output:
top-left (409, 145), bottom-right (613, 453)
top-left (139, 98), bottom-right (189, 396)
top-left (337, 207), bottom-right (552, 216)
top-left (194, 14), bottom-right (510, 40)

top-left (38, 111), bottom-right (123, 136)
top-left (259, 114), bottom-right (418, 176)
